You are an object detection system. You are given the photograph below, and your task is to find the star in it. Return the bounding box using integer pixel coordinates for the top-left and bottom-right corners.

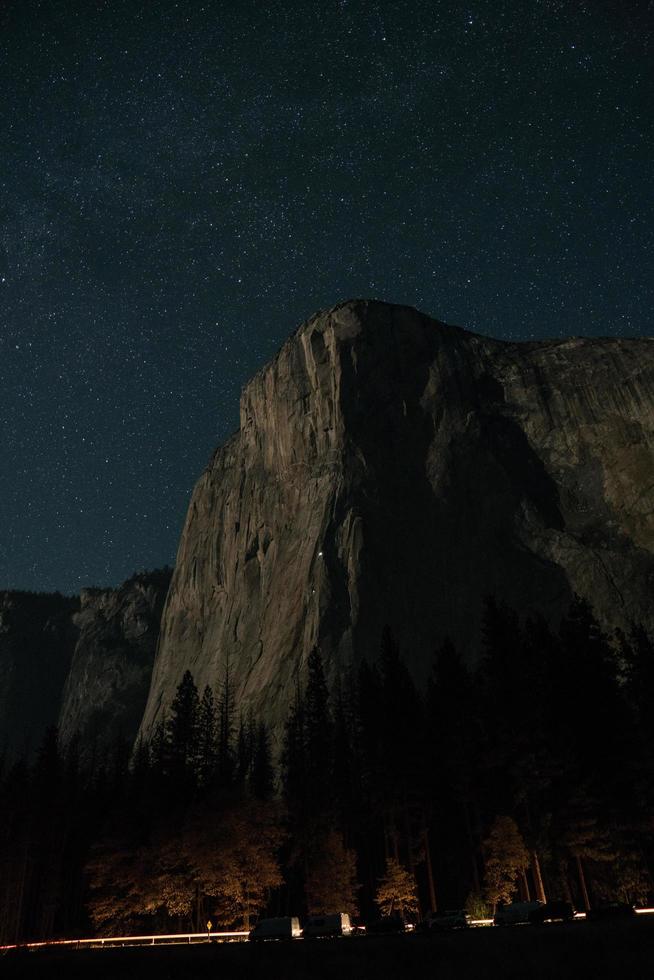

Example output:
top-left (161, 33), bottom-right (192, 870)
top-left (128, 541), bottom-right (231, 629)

top-left (1, 0), bottom-right (651, 593)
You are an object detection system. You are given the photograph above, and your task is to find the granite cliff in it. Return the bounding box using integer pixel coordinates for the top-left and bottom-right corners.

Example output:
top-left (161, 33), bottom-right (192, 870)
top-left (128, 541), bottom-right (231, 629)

top-left (57, 568), bottom-right (171, 758)
top-left (138, 300), bottom-right (654, 752)
top-left (0, 569), bottom-right (170, 761)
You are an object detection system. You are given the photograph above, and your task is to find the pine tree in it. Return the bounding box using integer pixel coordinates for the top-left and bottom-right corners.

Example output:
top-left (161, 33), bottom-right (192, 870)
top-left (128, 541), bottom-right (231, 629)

top-left (559, 596), bottom-right (623, 747)
top-left (251, 723), bottom-right (274, 800)
top-left (554, 785), bottom-right (618, 911)
top-left (426, 637), bottom-right (479, 902)
top-left (304, 648), bottom-right (334, 818)
top-left (197, 686), bottom-right (217, 787)
top-left (331, 673), bottom-right (357, 832)
top-left (479, 597), bottom-right (524, 795)
top-left (217, 656), bottom-right (235, 785)
top-left (282, 675), bottom-right (306, 814)
top-left (620, 623), bottom-right (654, 746)
top-left (379, 627), bottom-right (423, 793)
top-left (377, 628), bottom-right (424, 889)
top-left (30, 727), bottom-right (67, 939)
top-left (356, 658), bottom-right (383, 797)
top-left (149, 718), bottom-right (167, 776)
top-left (426, 637), bottom-right (476, 798)
top-left (235, 715), bottom-right (253, 785)
top-left (166, 671), bottom-right (200, 784)
top-left (0, 759), bottom-right (31, 943)
top-left (559, 597), bottom-right (636, 815)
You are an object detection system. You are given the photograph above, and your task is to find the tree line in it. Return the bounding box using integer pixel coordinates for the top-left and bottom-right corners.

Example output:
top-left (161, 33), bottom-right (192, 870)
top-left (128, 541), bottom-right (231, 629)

top-left (1, 594), bottom-right (653, 942)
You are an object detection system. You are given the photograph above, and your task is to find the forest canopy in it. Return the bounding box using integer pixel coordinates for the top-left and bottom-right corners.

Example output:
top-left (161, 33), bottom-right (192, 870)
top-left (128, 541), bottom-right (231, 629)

top-left (1, 595), bottom-right (653, 943)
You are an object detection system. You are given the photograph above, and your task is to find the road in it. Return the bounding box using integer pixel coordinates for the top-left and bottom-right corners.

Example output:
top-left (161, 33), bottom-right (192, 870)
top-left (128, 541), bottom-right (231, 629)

top-left (2, 916), bottom-right (654, 979)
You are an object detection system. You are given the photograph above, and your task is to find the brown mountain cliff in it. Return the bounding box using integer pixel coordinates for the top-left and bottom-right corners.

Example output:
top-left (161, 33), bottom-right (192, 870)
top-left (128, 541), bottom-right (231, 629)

top-left (138, 300), bottom-right (654, 751)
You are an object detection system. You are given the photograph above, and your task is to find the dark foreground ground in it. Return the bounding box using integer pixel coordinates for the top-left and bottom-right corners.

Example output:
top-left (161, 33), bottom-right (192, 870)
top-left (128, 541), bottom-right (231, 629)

top-left (3, 918), bottom-right (654, 980)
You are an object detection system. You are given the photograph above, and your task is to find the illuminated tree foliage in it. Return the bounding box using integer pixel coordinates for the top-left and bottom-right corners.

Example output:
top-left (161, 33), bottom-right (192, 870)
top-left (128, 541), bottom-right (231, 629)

top-left (483, 816), bottom-right (530, 910)
top-left (305, 830), bottom-right (359, 916)
top-left (87, 799), bottom-right (284, 933)
top-left (206, 799), bottom-right (285, 930)
top-left (374, 857), bottom-right (419, 920)
top-left (86, 838), bottom-right (152, 933)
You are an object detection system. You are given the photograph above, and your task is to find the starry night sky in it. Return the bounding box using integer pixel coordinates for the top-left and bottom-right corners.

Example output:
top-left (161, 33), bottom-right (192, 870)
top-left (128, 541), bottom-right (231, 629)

top-left (1, 0), bottom-right (652, 594)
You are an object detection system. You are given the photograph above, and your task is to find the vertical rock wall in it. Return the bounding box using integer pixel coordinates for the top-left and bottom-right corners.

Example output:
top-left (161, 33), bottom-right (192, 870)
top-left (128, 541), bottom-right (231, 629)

top-left (138, 301), bottom-right (654, 752)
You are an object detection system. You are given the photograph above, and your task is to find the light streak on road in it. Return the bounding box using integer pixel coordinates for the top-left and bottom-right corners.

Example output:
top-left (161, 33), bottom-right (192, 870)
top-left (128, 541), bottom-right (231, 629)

top-left (0, 930), bottom-right (248, 953)
top-left (2, 910), bottom-right (653, 953)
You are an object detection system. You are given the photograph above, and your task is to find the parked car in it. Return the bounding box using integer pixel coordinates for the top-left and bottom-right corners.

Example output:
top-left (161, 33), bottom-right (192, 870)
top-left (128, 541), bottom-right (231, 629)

top-left (586, 903), bottom-right (636, 922)
top-left (248, 917), bottom-right (302, 941)
top-left (494, 901), bottom-right (543, 926)
top-left (303, 913), bottom-right (353, 938)
top-left (421, 909), bottom-right (470, 931)
top-left (529, 901), bottom-right (575, 925)
top-left (365, 915), bottom-right (407, 934)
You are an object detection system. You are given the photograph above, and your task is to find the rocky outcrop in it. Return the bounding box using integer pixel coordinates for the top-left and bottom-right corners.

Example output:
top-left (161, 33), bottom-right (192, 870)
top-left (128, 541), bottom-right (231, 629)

top-left (136, 300), bottom-right (654, 752)
top-left (0, 591), bottom-right (78, 760)
top-left (0, 570), bottom-right (170, 762)
top-left (57, 569), bottom-right (171, 758)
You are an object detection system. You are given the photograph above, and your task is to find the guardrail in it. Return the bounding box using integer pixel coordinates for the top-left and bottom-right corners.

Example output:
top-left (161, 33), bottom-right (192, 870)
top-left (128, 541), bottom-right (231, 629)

top-left (0, 930), bottom-right (248, 953)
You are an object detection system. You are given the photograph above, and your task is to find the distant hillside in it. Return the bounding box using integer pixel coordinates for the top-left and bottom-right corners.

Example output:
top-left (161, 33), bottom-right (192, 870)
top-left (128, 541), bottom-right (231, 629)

top-left (0, 569), bottom-right (171, 762)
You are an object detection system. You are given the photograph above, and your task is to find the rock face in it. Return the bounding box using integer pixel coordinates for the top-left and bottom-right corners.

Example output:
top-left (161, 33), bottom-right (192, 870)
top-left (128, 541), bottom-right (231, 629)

top-left (0, 591), bottom-right (78, 760)
top-left (138, 300), bottom-right (654, 752)
top-left (0, 570), bottom-right (170, 762)
top-left (57, 569), bottom-right (171, 758)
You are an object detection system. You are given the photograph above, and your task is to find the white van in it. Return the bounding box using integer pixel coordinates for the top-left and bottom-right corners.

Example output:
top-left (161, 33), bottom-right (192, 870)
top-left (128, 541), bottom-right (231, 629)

top-left (248, 916), bottom-right (302, 941)
top-left (303, 913), bottom-right (353, 938)
top-left (494, 901), bottom-right (543, 926)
